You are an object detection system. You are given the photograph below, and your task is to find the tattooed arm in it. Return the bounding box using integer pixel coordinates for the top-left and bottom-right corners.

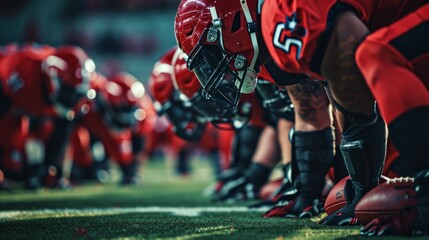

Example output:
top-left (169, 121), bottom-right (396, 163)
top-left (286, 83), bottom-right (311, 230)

top-left (321, 11), bottom-right (374, 119)
top-left (286, 78), bottom-right (331, 131)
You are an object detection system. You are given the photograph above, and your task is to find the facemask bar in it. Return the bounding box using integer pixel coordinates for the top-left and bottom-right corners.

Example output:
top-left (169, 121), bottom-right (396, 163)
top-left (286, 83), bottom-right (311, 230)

top-left (184, 89), bottom-right (251, 130)
top-left (187, 28), bottom-right (242, 110)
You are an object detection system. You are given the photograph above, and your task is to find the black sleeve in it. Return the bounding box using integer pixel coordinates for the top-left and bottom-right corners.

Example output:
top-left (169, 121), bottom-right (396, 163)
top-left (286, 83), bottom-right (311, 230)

top-left (264, 60), bottom-right (306, 86)
top-left (229, 125), bottom-right (264, 172)
top-left (0, 83), bottom-right (11, 117)
top-left (132, 134), bottom-right (145, 154)
top-left (44, 117), bottom-right (75, 166)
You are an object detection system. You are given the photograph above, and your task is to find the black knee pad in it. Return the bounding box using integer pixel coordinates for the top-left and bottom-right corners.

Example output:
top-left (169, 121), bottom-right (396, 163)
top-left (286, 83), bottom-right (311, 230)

top-left (332, 147), bottom-right (348, 183)
top-left (230, 125), bottom-right (263, 172)
top-left (245, 162), bottom-right (273, 189)
top-left (340, 108), bottom-right (386, 189)
top-left (288, 127), bottom-right (295, 143)
top-left (293, 127), bottom-right (335, 201)
top-left (0, 84), bottom-right (11, 117)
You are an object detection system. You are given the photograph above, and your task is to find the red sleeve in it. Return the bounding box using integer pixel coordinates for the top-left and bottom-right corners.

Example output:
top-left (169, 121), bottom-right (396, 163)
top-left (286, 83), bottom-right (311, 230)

top-left (241, 93), bottom-right (267, 128)
top-left (261, 0), bottom-right (335, 80)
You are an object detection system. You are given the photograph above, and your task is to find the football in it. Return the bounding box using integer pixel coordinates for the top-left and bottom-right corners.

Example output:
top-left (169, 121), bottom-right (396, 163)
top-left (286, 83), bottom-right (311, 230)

top-left (355, 177), bottom-right (417, 225)
top-left (324, 176), bottom-right (350, 215)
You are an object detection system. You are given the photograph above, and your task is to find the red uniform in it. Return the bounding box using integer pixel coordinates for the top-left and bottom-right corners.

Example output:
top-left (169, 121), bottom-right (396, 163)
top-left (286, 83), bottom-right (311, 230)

top-left (356, 4), bottom-right (429, 124)
top-left (0, 45), bottom-right (87, 182)
top-left (144, 115), bottom-right (183, 156)
top-left (240, 93), bottom-right (267, 129)
top-left (72, 74), bottom-right (152, 169)
top-left (0, 47), bottom-right (57, 116)
top-left (0, 45), bottom-right (95, 189)
top-left (262, 1), bottom-right (429, 230)
top-left (0, 115), bottom-right (29, 176)
top-left (261, 0), bottom-right (427, 81)
top-left (76, 109), bottom-right (133, 166)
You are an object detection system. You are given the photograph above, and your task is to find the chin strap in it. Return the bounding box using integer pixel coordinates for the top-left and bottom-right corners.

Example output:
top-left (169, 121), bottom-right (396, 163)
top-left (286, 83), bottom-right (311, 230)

top-left (209, 7), bottom-right (224, 48)
top-left (239, 0), bottom-right (259, 94)
top-left (241, 0), bottom-right (259, 71)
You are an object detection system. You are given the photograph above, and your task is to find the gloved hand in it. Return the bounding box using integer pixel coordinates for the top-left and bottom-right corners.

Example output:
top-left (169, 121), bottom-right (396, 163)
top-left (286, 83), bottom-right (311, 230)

top-left (263, 196), bottom-right (322, 218)
top-left (360, 211), bottom-right (415, 236)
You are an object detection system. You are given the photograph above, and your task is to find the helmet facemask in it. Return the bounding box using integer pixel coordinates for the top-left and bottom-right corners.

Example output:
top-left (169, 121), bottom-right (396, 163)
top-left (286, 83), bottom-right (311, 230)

top-left (186, 3), bottom-right (260, 111)
top-left (171, 46), bottom-right (249, 130)
top-left (43, 55), bottom-right (91, 120)
top-left (184, 89), bottom-right (251, 130)
top-left (105, 104), bottom-right (139, 129)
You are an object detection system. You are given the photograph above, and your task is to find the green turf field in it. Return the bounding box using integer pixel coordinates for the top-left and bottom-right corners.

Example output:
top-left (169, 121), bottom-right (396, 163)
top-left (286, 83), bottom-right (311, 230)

top-left (0, 158), bottom-right (425, 240)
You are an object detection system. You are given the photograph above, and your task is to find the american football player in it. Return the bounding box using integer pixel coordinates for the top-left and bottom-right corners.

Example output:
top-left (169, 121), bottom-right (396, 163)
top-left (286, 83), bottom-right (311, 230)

top-left (0, 44), bottom-right (94, 189)
top-left (71, 71), bottom-right (153, 185)
top-left (264, 0), bottom-right (429, 230)
top-left (150, 47), bottom-right (285, 201)
top-left (264, 0), bottom-right (428, 230)
top-left (174, 0), bottom-right (428, 233)
top-left (175, 1), bottom-right (340, 218)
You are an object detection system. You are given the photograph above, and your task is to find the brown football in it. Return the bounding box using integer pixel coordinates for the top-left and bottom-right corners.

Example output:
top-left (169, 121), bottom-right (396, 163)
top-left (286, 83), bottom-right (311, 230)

top-left (324, 176), bottom-right (350, 215)
top-left (355, 177), bottom-right (416, 225)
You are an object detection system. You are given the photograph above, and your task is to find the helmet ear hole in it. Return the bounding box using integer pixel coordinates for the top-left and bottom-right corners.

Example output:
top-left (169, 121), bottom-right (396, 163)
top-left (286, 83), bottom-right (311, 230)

top-left (185, 30), bottom-right (193, 37)
top-left (231, 11), bottom-right (241, 33)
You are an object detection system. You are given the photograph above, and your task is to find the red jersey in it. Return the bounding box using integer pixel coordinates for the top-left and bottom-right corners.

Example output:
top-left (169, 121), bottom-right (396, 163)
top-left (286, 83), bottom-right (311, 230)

top-left (241, 92), bottom-right (267, 128)
top-left (261, 0), bottom-right (426, 80)
top-left (78, 107), bottom-right (134, 165)
top-left (74, 73), bottom-right (154, 165)
top-left (0, 50), bottom-right (56, 116)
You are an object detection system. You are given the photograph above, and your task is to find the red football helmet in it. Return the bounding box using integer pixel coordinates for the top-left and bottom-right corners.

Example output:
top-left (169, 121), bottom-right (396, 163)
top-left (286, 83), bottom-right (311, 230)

top-left (149, 47), bottom-right (210, 141)
top-left (171, 47), bottom-right (200, 99)
top-left (104, 72), bottom-right (145, 107)
top-left (175, 0), bottom-right (260, 110)
top-left (171, 47), bottom-right (248, 128)
top-left (100, 72), bottom-right (146, 128)
top-left (148, 47), bottom-right (176, 107)
top-left (42, 45), bottom-right (94, 117)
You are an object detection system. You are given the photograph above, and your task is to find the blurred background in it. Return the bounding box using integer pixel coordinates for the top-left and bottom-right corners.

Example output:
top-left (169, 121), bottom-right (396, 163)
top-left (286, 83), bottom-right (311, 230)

top-left (0, 0), bottom-right (179, 84)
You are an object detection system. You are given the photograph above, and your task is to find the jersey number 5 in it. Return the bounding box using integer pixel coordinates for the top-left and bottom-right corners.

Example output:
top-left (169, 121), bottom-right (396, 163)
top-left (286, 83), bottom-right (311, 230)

top-left (273, 23), bottom-right (303, 61)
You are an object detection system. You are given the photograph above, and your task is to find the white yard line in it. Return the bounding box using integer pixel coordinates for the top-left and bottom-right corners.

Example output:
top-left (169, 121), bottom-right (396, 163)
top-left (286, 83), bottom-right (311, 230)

top-left (0, 206), bottom-right (269, 219)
